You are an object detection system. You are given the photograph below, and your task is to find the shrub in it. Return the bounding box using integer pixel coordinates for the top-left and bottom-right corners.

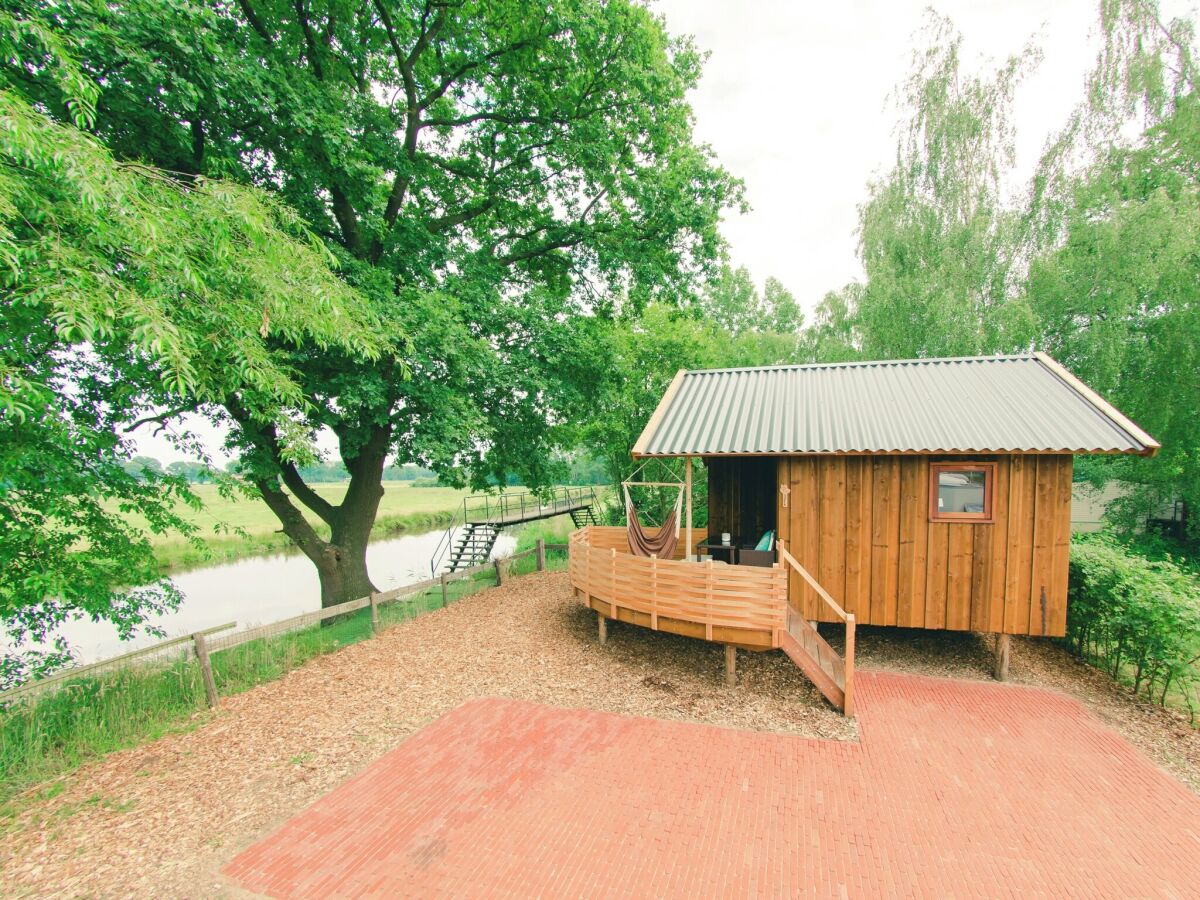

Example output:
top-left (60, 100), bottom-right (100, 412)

top-left (1067, 534), bottom-right (1200, 719)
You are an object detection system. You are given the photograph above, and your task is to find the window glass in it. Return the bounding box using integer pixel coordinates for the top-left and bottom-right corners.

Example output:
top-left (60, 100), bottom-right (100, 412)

top-left (937, 469), bottom-right (987, 515)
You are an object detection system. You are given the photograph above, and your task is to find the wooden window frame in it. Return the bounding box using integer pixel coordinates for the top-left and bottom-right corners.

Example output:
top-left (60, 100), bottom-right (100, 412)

top-left (929, 461), bottom-right (996, 524)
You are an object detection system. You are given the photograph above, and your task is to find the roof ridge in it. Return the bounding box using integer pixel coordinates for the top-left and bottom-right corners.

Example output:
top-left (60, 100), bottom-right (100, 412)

top-left (683, 354), bottom-right (1035, 376)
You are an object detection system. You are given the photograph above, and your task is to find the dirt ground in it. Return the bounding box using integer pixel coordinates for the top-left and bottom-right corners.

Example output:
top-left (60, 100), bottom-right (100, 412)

top-left (2, 571), bottom-right (1197, 898)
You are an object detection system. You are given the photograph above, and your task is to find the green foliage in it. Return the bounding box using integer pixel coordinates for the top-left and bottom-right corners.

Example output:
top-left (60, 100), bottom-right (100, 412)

top-left (1067, 534), bottom-right (1200, 717)
top-left (1027, 98), bottom-right (1200, 535)
top-left (0, 6), bottom-right (387, 669)
top-left (855, 13), bottom-right (1038, 358)
top-left (579, 304), bottom-right (726, 490)
top-left (23, 0), bottom-right (741, 606)
top-left (697, 266), bottom-right (804, 337)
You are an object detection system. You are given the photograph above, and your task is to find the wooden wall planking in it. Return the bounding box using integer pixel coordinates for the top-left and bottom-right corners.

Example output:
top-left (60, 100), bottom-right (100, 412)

top-left (775, 454), bottom-right (1072, 637)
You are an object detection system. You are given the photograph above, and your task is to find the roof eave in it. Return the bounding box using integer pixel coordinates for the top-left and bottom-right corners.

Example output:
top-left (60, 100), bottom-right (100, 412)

top-left (631, 369), bottom-right (686, 458)
top-left (1033, 352), bottom-right (1160, 457)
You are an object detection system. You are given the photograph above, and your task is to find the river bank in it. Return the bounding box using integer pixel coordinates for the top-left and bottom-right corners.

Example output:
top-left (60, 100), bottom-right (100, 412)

top-left (142, 482), bottom-right (474, 573)
top-left (0, 520), bottom-right (571, 801)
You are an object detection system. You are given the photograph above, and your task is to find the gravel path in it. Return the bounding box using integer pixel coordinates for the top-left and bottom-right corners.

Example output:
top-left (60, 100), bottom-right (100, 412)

top-left (2, 571), bottom-right (1196, 898)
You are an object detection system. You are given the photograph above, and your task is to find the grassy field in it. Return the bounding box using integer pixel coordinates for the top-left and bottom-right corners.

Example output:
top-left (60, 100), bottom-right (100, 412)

top-left (145, 483), bottom-right (475, 571)
top-left (0, 524), bottom-right (570, 804)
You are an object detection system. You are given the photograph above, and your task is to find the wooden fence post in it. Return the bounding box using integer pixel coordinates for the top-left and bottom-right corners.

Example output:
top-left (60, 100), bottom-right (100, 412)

top-left (192, 632), bottom-right (218, 709)
top-left (440, 573), bottom-right (449, 607)
top-left (994, 633), bottom-right (1011, 681)
top-left (536, 538), bottom-right (546, 571)
top-left (725, 645), bottom-right (737, 686)
top-left (494, 557), bottom-right (504, 586)
top-left (370, 592), bottom-right (380, 635)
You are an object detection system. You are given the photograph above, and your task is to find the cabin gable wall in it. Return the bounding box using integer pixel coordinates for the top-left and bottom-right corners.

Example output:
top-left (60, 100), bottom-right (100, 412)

top-left (772, 454), bottom-right (1072, 637)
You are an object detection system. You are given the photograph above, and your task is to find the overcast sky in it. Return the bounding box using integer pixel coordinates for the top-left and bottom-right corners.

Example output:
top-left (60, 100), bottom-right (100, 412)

top-left (136, 0), bottom-right (1195, 463)
top-left (654, 0), bottom-right (1194, 311)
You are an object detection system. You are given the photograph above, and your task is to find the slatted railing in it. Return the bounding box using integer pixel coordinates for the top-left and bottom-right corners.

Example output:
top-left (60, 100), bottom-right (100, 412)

top-left (778, 544), bottom-right (856, 716)
top-left (568, 527), bottom-right (787, 642)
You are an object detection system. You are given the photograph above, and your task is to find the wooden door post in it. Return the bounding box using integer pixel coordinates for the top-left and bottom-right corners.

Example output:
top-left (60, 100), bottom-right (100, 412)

top-left (192, 632), bottom-right (218, 709)
top-left (685, 456), bottom-right (693, 561)
top-left (994, 633), bottom-right (1011, 681)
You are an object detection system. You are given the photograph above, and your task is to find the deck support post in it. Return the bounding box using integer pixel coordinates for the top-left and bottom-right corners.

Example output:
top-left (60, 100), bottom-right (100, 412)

top-left (685, 456), bottom-right (693, 561)
top-left (994, 633), bottom-right (1011, 681)
top-left (724, 645), bottom-right (736, 686)
top-left (597, 612), bottom-right (608, 645)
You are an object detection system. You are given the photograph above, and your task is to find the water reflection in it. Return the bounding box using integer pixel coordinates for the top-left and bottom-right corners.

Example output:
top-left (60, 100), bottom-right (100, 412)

top-left (39, 528), bottom-right (517, 664)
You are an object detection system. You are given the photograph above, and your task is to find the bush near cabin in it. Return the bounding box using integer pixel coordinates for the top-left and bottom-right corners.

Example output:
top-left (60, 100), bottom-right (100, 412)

top-left (1067, 535), bottom-right (1200, 720)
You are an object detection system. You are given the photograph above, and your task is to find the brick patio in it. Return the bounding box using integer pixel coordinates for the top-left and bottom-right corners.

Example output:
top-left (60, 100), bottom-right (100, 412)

top-left (224, 673), bottom-right (1200, 897)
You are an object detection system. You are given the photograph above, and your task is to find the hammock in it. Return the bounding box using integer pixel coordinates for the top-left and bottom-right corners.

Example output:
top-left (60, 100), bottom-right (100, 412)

top-left (623, 482), bottom-right (684, 559)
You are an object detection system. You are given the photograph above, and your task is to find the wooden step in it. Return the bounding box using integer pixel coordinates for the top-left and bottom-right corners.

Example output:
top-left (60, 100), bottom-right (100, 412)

top-left (779, 607), bottom-right (846, 712)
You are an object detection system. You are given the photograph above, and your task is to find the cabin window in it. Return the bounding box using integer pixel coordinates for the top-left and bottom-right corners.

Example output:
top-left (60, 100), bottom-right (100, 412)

top-left (929, 462), bottom-right (995, 522)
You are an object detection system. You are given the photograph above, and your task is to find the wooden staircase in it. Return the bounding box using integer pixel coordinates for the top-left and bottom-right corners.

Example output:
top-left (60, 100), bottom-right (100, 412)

top-left (446, 523), bottom-right (500, 572)
top-left (777, 544), bottom-right (856, 716)
top-left (780, 607), bottom-right (851, 713)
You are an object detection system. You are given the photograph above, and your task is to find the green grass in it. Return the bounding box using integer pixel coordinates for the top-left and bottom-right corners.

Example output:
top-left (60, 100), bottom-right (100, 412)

top-left (141, 483), bottom-right (472, 572)
top-left (0, 535), bottom-right (571, 805)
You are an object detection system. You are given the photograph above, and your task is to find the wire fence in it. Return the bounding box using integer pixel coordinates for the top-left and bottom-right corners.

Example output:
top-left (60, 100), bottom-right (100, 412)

top-left (0, 540), bottom-right (569, 710)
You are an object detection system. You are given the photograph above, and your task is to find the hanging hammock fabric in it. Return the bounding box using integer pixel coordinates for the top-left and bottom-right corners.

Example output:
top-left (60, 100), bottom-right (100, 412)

top-left (623, 483), bottom-right (684, 559)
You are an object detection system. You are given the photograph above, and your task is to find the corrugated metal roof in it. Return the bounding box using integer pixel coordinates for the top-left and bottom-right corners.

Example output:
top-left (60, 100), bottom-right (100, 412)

top-left (633, 354), bottom-right (1158, 457)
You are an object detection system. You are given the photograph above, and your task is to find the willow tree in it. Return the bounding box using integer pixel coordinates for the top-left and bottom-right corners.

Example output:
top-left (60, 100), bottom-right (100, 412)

top-left (29, 0), bottom-right (740, 605)
top-left (854, 14), bottom-right (1038, 359)
top-left (1026, 0), bottom-right (1200, 534)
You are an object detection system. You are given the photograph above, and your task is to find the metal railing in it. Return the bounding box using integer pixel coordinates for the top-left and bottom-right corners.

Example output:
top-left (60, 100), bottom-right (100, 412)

top-left (429, 486), bottom-right (600, 576)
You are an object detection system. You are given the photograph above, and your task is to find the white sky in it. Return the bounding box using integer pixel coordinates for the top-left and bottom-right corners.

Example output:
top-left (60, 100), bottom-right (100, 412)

top-left (136, 0), bottom-right (1195, 464)
top-left (655, 0), bottom-right (1194, 311)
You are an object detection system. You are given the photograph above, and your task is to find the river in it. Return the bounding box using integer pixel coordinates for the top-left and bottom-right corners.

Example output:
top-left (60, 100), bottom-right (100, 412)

top-left (41, 527), bottom-right (517, 665)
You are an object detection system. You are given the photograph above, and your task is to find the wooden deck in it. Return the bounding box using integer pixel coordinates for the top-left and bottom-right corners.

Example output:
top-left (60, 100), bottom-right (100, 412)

top-left (568, 527), bottom-right (855, 714)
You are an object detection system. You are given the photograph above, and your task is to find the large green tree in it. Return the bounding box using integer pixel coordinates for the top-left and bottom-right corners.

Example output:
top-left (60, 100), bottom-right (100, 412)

top-left (0, 9), bottom-right (383, 680)
top-left (1026, 1), bottom-right (1199, 534)
top-left (31, 0), bottom-right (739, 606)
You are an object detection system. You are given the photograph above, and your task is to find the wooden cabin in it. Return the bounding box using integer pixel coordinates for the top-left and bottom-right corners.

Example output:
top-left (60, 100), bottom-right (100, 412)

top-left (568, 353), bottom-right (1158, 714)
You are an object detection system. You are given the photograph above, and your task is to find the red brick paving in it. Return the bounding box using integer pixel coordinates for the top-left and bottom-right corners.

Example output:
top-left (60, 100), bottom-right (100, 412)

top-left (224, 673), bottom-right (1200, 898)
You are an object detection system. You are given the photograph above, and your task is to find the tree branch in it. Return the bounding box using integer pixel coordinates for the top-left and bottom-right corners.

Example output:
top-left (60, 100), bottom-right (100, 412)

top-left (237, 0), bottom-right (274, 45)
top-left (123, 404), bottom-right (198, 435)
top-left (293, 0), bottom-right (325, 80)
top-left (254, 478), bottom-right (334, 563)
top-left (224, 397), bottom-right (340, 526)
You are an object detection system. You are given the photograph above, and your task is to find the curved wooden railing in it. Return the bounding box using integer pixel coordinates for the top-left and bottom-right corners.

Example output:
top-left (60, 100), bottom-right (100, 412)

top-left (778, 544), bottom-right (856, 716)
top-left (568, 527), bottom-right (787, 646)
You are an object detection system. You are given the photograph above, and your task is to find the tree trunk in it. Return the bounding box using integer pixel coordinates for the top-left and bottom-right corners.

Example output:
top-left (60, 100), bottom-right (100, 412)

top-left (241, 410), bottom-right (393, 610)
top-left (311, 533), bottom-right (377, 608)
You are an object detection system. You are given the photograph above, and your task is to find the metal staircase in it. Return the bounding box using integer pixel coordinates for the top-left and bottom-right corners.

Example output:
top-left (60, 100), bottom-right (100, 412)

top-left (569, 506), bottom-right (600, 527)
top-left (444, 523), bottom-right (501, 572)
top-left (430, 486), bottom-right (602, 576)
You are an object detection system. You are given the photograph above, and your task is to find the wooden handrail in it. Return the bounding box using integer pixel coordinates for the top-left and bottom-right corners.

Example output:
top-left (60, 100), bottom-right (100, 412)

top-left (777, 542), bottom-right (856, 717)
top-left (778, 546), bottom-right (849, 622)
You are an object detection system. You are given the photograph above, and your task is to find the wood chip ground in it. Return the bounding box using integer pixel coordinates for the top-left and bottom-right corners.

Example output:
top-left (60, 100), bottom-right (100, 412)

top-left (1, 571), bottom-right (1196, 898)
